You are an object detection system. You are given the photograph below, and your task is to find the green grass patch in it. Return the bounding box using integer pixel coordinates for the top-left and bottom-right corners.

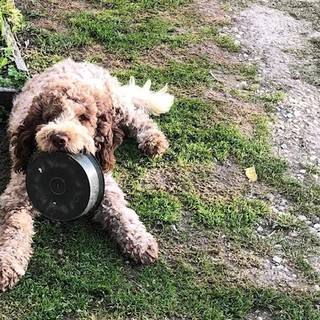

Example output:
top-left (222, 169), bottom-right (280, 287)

top-left (231, 88), bottom-right (285, 111)
top-left (115, 58), bottom-right (212, 89)
top-left (68, 11), bottom-right (175, 57)
top-left (213, 34), bottom-right (241, 52)
top-left (28, 1), bottom-right (239, 62)
top-left (184, 194), bottom-right (270, 229)
top-left (27, 25), bottom-right (92, 54)
top-left (1, 221), bottom-right (319, 320)
top-left (280, 179), bottom-right (320, 217)
top-left (166, 118), bottom-right (286, 181)
top-left (88, 0), bottom-right (193, 10)
top-left (66, 2), bottom-right (199, 59)
top-left (157, 98), bottom-right (286, 181)
top-left (130, 188), bottom-right (182, 224)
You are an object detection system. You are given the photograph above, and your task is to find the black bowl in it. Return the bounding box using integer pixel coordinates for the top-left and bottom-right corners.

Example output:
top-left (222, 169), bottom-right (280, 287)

top-left (26, 152), bottom-right (105, 221)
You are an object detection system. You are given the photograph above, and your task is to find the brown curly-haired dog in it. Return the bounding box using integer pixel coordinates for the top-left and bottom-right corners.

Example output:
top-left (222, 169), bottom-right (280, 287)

top-left (0, 58), bottom-right (174, 291)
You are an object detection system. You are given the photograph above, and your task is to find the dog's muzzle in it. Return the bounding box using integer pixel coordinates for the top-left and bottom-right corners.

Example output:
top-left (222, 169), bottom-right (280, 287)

top-left (50, 133), bottom-right (69, 150)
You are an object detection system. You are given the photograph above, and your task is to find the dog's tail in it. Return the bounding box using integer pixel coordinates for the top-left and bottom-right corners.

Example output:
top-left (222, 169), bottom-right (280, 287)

top-left (122, 77), bottom-right (174, 116)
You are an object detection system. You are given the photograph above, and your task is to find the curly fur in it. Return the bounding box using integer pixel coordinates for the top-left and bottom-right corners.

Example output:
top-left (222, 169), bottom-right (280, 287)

top-left (0, 58), bottom-right (174, 291)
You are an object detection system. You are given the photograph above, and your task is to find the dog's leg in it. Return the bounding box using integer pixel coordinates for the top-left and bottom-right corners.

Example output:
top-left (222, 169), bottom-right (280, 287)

top-left (126, 108), bottom-right (169, 157)
top-left (0, 172), bottom-right (35, 292)
top-left (93, 173), bottom-right (158, 264)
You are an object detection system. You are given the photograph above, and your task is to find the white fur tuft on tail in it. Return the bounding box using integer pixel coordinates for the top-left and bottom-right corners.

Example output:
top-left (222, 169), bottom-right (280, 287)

top-left (122, 77), bottom-right (174, 116)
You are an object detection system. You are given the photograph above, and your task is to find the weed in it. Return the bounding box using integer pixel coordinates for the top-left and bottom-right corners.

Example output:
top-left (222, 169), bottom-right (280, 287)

top-left (274, 213), bottom-right (299, 229)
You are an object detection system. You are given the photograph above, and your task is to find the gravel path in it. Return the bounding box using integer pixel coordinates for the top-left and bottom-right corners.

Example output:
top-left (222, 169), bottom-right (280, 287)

top-left (225, 3), bottom-right (320, 181)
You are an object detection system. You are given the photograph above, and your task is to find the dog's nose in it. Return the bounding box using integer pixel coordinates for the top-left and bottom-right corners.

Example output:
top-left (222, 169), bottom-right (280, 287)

top-left (51, 134), bottom-right (69, 149)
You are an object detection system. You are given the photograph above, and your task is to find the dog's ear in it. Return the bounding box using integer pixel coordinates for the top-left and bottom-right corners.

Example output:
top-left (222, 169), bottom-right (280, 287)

top-left (11, 96), bottom-right (45, 173)
top-left (94, 112), bottom-right (123, 172)
top-left (11, 87), bottom-right (65, 173)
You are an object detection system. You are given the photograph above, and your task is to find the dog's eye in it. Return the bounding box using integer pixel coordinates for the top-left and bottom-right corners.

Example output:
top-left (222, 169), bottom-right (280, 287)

top-left (79, 114), bottom-right (89, 122)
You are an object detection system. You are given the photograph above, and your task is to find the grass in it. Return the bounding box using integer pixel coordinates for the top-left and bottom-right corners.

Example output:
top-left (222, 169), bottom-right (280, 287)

top-left (183, 193), bottom-right (270, 230)
top-left (1, 0), bottom-right (320, 319)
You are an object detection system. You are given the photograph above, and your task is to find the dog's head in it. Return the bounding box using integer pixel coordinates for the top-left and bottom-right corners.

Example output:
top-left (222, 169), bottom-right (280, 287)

top-left (12, 80), bottom-right (123, 173)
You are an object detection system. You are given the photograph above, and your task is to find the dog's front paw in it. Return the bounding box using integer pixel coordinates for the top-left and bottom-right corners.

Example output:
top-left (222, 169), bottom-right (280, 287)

top-left (0, 252), bottom-right (26, 292)
top-left (125, 232), bottom-right (159, 264)
top-left (138, 131), bottom-right (169, 157)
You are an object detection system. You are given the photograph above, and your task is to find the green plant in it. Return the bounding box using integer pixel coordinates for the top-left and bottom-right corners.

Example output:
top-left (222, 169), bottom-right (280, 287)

top-left (0, 0), bottom-right (27, 88)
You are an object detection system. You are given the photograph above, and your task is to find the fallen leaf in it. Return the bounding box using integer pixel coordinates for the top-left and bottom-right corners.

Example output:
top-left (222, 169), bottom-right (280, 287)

top-left (245, 166), bottom-right (257, 182)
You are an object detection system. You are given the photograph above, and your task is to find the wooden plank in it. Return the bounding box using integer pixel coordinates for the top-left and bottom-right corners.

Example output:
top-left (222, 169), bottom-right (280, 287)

top-left (0, 1), bottom-right (28, 108)
top-left (3, 18), bottom-right (28, 72)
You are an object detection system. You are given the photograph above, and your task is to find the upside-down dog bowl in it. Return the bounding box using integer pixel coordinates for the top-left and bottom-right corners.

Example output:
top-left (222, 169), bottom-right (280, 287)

top-left (26, 152), bottom-right (105, 221)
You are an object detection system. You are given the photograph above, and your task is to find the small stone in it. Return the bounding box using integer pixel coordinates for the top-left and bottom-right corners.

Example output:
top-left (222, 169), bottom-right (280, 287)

top-left (257, 226), bottom-right (264, 232)
top-left (171, 225), bottom-right (179, 233)
top-left (274, 244), bottom-right (282, 250)
top-left (310, 155), bottom-right (317, 162)
top-left (272, 255), bottom-right (282, 264)
top-left (57, 249), bottom-right (63, 255)
top-left (268, 193), bottom-right (275, 201)
top-left (234, 40), bottom-right (241, 46)
top-left (289, 231), bottom-right (298, 237)
top-left (315, 285), bottom-right (320, 291)
top-left (241, 81), bottom-right (248, 87)
top-left (299, 169), bottom-right (306, 174)
top-left (309, 227), bottom-right (317, 234)
top-left (294, 110), bottom-right (301, 117)
top-left (257, 317), bottom-right (263, 320)
top-left (306, 220), bottom-right (312, 225)
top-left (280, 199), bottom-right (288, 206)
top-left (297, 215), bottom-right (307, 221)
top-left (314, 224), bottom-right (320, 230)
